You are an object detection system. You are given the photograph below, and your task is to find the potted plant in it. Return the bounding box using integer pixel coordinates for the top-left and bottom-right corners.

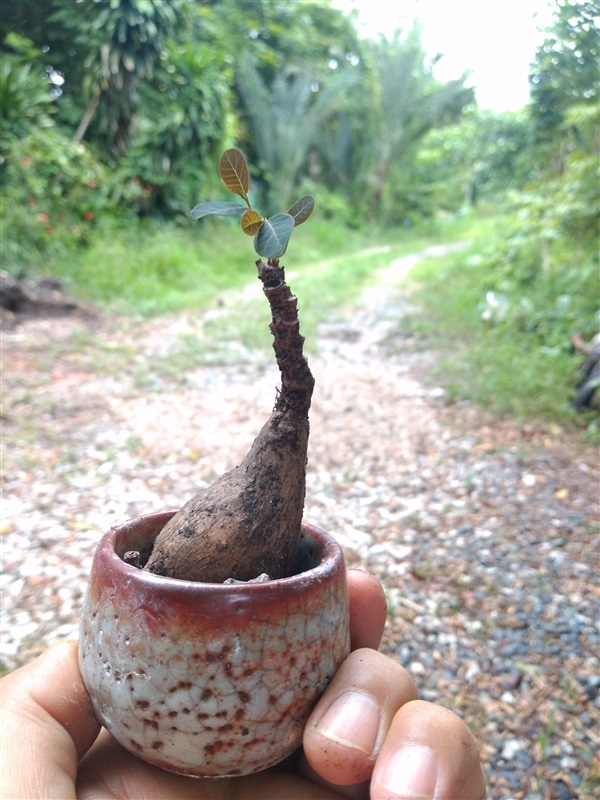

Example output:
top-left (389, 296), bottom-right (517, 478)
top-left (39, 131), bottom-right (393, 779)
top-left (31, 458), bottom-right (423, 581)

top-left (78, 150), bottom-right (351, 778)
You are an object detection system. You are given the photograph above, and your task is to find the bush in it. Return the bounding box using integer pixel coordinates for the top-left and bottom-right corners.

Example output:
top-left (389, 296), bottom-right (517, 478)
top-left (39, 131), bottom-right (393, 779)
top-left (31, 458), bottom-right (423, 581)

top-left (0, 35), bottom-right (56, 159)
top-left (0, 128), bottom-right (154, 275)
top-left (406, 220), bottom-right (599, 426)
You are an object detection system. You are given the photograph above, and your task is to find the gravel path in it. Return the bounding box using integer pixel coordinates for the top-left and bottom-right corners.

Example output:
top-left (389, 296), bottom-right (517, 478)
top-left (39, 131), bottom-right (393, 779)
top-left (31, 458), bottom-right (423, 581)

top-left (2, 248), bottom-right (599, 799)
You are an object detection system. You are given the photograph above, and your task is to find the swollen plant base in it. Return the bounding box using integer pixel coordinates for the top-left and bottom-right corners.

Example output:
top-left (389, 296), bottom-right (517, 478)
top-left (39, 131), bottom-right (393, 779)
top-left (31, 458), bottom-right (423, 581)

top-left (143, 259), bottom-right (315, 584)
top-left (78, 511), bottom-right (350, 778)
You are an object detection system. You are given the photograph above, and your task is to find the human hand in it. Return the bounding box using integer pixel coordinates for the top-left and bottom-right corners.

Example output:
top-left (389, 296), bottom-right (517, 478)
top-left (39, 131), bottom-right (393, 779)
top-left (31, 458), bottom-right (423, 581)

top-left (1, 569), bottom-right (485, 799)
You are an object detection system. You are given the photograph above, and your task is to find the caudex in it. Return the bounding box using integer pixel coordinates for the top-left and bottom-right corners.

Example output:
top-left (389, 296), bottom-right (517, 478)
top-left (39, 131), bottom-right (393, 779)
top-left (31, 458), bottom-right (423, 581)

top-left (141, 149), bottom-right (316, 583)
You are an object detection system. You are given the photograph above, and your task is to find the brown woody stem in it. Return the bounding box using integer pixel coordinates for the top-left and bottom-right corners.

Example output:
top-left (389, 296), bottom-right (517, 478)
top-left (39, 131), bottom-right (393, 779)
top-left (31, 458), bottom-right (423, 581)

top-left (257, 258), bottom-right (315, 417)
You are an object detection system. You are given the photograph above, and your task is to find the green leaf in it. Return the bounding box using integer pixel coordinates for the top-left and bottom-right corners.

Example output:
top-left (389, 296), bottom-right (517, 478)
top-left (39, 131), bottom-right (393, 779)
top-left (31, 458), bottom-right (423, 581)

top-left (219, 149), bottom-right (250, 200)
top-left (241, 208), bottom-right (264, 236)
top-left (287, 195), bottom-right (315, 226)
top-left (254, 213), bottom-right (295, 259)
top-left (190, 201), bottom-right (245, 220)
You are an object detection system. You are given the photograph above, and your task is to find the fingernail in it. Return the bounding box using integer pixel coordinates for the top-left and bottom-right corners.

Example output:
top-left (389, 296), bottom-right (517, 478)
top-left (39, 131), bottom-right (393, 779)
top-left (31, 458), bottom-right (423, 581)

top-left (373, 745), bottom-right (438, 799)
top-left (314, 691), bottom-right (380, 756)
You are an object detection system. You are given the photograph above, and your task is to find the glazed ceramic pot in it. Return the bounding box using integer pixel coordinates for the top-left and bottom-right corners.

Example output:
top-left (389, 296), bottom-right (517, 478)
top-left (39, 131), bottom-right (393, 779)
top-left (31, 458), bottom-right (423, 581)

top-left (78, 511), bottom-right (350, 778)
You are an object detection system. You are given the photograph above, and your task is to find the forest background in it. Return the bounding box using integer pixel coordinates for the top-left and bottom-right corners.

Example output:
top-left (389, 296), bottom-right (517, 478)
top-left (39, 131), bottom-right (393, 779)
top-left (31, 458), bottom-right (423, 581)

top-left (1, 0), bottom-right (598, 433)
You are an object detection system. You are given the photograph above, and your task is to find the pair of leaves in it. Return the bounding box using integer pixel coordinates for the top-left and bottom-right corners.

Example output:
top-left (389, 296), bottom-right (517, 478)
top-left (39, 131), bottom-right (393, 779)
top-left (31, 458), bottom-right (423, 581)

top-left (191, 149), bottom-right (314, 259)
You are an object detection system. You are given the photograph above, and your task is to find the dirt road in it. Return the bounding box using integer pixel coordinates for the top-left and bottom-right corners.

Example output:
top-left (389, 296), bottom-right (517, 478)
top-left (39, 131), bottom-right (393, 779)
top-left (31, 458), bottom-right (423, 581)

top-left (2, 247), bottom-right (598, 798)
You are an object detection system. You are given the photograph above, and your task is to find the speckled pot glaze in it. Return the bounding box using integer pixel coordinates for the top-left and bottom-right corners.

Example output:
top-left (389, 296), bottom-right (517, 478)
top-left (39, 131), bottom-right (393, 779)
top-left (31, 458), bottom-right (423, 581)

top-left (78, 511), bottom-right (350, 778)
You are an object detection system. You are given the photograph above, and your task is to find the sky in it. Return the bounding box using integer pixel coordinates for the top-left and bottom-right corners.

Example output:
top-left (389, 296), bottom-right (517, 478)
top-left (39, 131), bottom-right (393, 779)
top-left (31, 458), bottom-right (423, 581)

top-left (331, 0), bottom-right (555, 111)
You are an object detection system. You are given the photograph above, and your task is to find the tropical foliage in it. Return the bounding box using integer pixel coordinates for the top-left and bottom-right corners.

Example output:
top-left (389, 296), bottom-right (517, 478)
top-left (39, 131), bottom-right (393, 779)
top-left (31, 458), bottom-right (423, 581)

top-left (0, 0), bottom-right (597, 424)
top-left (0, 0), bottom-right (476, 230)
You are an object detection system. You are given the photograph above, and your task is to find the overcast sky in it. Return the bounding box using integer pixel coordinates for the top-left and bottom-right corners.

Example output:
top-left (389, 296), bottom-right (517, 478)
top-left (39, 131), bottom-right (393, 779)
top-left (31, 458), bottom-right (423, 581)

top-left (331, 0), bottom-right (555, 111)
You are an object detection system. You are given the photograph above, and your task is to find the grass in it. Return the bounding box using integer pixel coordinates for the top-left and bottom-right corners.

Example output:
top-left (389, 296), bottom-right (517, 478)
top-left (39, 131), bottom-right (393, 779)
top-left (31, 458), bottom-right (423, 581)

top-left (34, 214), bottom-right (392, 317)
top-left (30, 213), bottom-right (466, 363)
top-left (33, 211), bottom-right (476, 321)
top-left (21, 207), bottom-right (598, 430)
top-left (394, 218), bottom-right (599, 430)
top-left (48, 218), bottom-right (253, 315)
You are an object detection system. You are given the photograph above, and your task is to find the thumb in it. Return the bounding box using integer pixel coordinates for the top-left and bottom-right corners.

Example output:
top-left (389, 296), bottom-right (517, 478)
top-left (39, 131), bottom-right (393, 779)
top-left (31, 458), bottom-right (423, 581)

top-left (1, 640), bottom-right (101, 799)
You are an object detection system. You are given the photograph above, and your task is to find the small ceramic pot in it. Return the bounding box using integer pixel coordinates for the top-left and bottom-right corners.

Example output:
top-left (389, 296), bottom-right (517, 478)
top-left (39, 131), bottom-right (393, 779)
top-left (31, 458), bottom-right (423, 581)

top-left (78, 511), bottom-right (350, 778)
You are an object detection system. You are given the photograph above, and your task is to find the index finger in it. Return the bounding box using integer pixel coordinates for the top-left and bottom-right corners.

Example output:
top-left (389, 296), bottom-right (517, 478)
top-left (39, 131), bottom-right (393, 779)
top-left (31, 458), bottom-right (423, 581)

top-left (346, 568), bottom-right (387, 651)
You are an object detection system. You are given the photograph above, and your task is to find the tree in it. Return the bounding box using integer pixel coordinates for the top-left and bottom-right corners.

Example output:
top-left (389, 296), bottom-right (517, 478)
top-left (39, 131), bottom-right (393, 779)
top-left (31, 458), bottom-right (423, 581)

top-left (0, 34), bottom-right (56, 158)
top-left (204, 0), bottom-right (360, 80)
top-left (521, 0), bottom-right (600, 260)
top-left (235, 56), bottom-right (357, 211)
top-left (125, 29), bottom-right (234, 215)
top-left (476, 1), bottom-right (599, 336)
top-left (359, 27), bottom-right (474, 223)
top-left (200, 0), bottom-right (363, 211)
top-left (413, 110), bottom-right (536, 212)
top-left (0, 1), bottom-right (52, 48)
top-left (529, 0), bottom-right (599, 141)
top-left (52, 0), bottom-right (179, 156)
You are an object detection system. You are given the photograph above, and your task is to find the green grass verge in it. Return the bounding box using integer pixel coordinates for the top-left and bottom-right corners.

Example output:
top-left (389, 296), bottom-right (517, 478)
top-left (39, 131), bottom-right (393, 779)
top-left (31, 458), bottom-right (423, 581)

top-left (16, 211), bottom-right (478, 376)
top-left (397, 221), bottom-right (599, 431)
top-left (46, 218), bottom-right (253, 315)
top-left (24, 207), bottom-right (597, 432)
top-left (36, 216), bottom-right (362, 315)
top-left (32, 210), bottom-right (480, 320)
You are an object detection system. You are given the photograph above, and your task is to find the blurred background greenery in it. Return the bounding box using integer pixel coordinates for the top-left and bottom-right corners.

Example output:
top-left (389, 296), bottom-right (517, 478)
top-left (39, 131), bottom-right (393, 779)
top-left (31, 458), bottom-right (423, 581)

top-left (0, 0), bottom-right (598, 429)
